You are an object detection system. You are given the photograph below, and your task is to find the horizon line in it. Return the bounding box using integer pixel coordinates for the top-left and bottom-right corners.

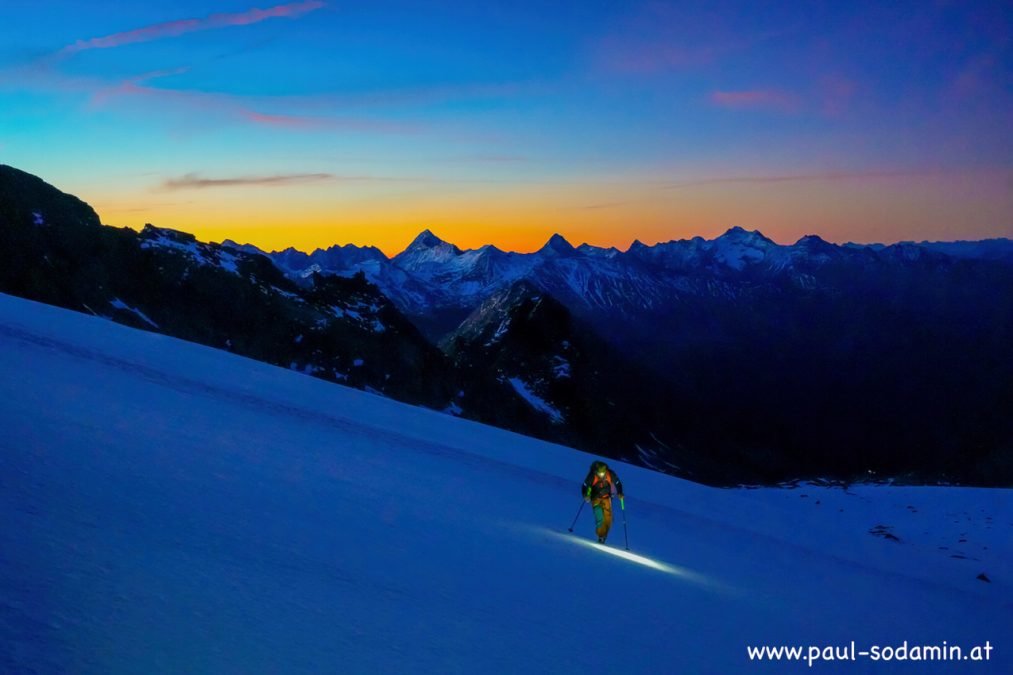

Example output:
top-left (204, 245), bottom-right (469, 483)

top-left (124, 223), bottom-right (1011, 259)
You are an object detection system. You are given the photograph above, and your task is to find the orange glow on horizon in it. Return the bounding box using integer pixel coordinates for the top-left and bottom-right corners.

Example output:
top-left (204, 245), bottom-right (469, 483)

top-left (86, 168), bottom-right (1013, 256)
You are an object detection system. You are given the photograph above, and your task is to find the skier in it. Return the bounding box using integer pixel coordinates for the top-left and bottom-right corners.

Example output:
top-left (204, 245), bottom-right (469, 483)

top-left (581, 460), bottom-right (623, 543)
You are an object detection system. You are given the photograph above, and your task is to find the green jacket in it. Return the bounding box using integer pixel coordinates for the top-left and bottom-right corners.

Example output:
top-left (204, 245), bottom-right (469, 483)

top-left (582, 461), bottom-right (623, 500)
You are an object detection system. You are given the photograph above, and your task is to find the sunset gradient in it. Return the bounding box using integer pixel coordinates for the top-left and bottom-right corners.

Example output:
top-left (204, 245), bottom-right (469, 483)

top-left (1, 0), bottom-right (1010, 255)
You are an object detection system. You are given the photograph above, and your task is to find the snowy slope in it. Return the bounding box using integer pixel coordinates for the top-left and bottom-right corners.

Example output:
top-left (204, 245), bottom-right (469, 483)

top-left (1, 292), bottom-right (1010, 674)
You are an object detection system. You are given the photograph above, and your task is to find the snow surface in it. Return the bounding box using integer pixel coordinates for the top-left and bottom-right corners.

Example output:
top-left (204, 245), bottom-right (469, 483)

top-left (109, 297), bottom-right (159, 329)
top-left (508, 376), bottom-right (565, 424)
top-left (217, 249), bottom-right (240, 274)
top-left (0, 292), bottom-right (1010, 674)
top-left (551, 355), bottom-right (572, 379)
top-left (139, 231), bottom-right (206, 257)
top-left (139, 230), bottom-right (241, 276)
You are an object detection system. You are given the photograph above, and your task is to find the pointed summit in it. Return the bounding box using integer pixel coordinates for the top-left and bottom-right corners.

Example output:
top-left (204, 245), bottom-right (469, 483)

top-left (539, 233), bottom-right (577, 256)
top-left (406, 228), bottom-right (448, 252)
top-left (393, 228), bottom-right (462, 270)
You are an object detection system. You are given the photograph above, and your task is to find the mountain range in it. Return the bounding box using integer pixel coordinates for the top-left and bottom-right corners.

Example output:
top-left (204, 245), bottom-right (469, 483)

top-left (3, 163), bottom-right (1011, 485)
top-left (225, 226), bottom-right (1013, 339)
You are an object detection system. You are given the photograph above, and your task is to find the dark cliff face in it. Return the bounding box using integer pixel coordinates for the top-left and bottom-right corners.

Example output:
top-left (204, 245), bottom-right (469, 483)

top-left (440, 282), bottom-right (714, 480)
top-left (441, 281), bottom-right (607, 447)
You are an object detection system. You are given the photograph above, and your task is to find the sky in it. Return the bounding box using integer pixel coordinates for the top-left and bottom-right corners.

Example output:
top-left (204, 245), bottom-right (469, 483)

top-left (0, 0), bottom-right (1011, 255)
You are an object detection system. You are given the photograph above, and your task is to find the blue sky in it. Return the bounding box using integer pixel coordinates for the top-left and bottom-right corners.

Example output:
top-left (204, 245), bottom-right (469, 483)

top-left (1, 0), bottom-right (1010, 253)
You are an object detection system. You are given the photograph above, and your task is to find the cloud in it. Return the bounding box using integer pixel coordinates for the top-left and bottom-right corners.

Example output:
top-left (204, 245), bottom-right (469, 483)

top-left (592, 3), bottom-right (795, 76)
top-left (709, 89), bottom-right (801, 112)
top-left (6, 59), bottom-right (516, 139)
top-left (160, 172), bottom-right (333, 191)
top-left (158, 172), bottom-right (438, 191)
top-left (595, 31), bottom-right (792, 76)
top-left (240, 110), bottom-right (329, 129)
top-left (238, 110), bottom-right (418, 133)
top-left (88, 67), bottom-right (190, 106)
top-left (82, 70), bottom-right (420, 134)
top-left (58, 1), bottom-right (325, 56)
top-left (661, 169), bottom-right (940, 190)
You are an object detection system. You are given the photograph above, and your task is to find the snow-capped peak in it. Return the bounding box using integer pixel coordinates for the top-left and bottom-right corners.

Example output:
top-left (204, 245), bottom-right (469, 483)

top-left (709, 227), bottom-right (781, 270)
top-left (717, 226), bottom-right (776, 247)
top-left (393, 229), bottom-right (463, 271)
top-left (405, 229), bottom-right (452, 252)
top-left (538, 233), bottom-right (577, 256)
top-left (576, 243), bottom-right (620, 258)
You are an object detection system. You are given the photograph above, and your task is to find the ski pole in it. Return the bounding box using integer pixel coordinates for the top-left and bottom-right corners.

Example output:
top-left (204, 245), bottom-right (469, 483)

top-left (620, 496), bottom-right (629, 550)
top-left (567, 499), bottom-right (586, 532)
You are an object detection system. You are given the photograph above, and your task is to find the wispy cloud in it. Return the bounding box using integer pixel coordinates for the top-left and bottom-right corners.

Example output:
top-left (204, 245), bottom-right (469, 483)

top-left (58, 1), bottom-right (325, 56)
top-left (7, 58), bottom-right (518, 139)
top-left (709, 89), bottom-right (801, 112)
top-left (88, 67), bottom-right (190, 106)
top-left (240, 110), bottom-right (329, 130)
top-left (238, 110), bottom-right (418, 133)
top-left (661, 169), bottom-right (940, 190)
top-left (160, 172), bottom-right (334, 191)
top-left (593, 3), bottom-right (794, 76)
top-left (440, 153), bottom-right (529, 164)
top-left (157, 172), bottom-right (441, 191)
top-left (83, 69), bottom-right (420, 134)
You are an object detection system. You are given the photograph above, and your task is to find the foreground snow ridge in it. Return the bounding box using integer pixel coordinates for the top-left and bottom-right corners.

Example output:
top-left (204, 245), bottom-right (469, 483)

top-left (0, 292), bottom-right (1009, 674)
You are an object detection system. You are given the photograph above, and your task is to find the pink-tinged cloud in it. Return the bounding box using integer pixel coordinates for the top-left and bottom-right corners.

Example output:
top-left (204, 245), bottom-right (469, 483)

top-left (661, 169), bottom-right (943, 190)
top-left (88, 68), bottom-right (189, 107)
top-left (84, 71), bottom-right (420, 135)
top-left (709, 89), bottom-right (801, 112)
top-left (59, 1), bottom-right (325, 55)
top-left (241, 111), bottom-right (332, 130)
top-left (593, 3), bottom-right (795, 77)
top-left (239, 110), bottom-right (417, 134)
